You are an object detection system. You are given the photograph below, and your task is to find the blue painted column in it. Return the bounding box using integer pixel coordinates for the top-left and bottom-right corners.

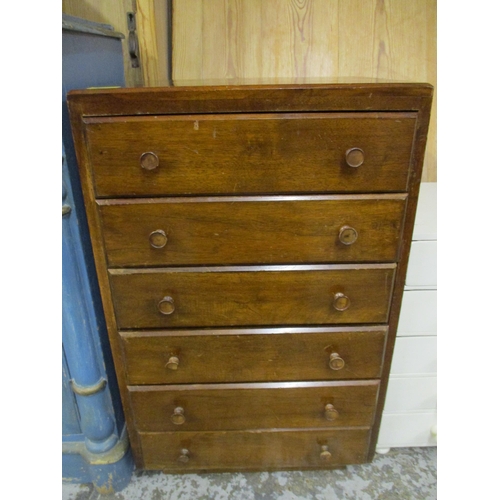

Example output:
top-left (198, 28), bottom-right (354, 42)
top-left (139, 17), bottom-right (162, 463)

top-left (62, 183), bottom-right (118, 454)
top-left (63, 142), bottom-right (134, 492)
top-left (62, 14), bottom-right (134, 493)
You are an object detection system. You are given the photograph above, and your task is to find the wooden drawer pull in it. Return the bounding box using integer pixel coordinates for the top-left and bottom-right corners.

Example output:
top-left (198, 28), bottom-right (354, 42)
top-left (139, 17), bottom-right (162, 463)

top-left (140, 151), bottom-right (159, 170)
top-left (333, 292), bottom-right (350, 311)
top-left (166, 355), bottom-right (180, 370)
top-left (329, 353), bottom-right (345, 371)
top-left (171, 407), bottom-right (186, 425)
top-left (320, 445), bottom-right (332, 461)
top-left (345, 147), bottom-right (364, 168)
top-left (158, 296), bottom-right (175, 315)
top-left (324, 403), bottom-right (340, 421)
top-left (339, 225), bottom-right (358, 245)
top-left (149, 229), bottom-right (168, 249)
top-left (177, 448), bottom-right (190, 463)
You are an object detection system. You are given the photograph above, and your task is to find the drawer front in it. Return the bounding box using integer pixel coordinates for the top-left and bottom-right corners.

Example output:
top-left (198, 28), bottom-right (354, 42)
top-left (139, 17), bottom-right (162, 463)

top-left (121, 327), bottom-right (387, 384)
top-left (129, 381), bottom-right (379, 432)
top-left (109, 265), bottom-right (396, 329)
top-left (85, 112), bottom-right (416, 197)
top-left (140, 428), bottom-right (370, 471)
top-left (100, 195), bottom-right (406, 267)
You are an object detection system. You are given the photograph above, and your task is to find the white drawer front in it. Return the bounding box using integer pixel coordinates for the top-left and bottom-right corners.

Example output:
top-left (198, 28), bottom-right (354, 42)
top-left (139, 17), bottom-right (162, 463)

top-left (384, 375), bottom-right (437, 412)
top-left (406, 241), bottom-right (437, 288)
top-left (398, 290), bottom-right (437, 336)
top-left (390, 336), bottom-right (437, 375)
top-left (377, 411), bottom-right (437, 448)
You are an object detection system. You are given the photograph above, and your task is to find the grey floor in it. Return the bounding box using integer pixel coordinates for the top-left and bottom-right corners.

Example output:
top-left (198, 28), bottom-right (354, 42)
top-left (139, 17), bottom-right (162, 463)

top-left (62, 446), bottom-right (437, 500)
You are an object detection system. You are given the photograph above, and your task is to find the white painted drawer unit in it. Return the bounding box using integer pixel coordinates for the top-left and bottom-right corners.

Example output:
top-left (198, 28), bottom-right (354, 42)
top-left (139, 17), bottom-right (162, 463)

top-left (377, 182), bottom-right (437, 450)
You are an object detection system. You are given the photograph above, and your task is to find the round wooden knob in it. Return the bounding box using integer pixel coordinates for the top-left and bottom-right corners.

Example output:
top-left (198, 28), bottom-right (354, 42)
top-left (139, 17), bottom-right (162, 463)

top-left (140, 151), bottom-right (159, 170)
top-left (329, 353), bottom-right (345, 371)
top-left (166, 356), bottom-right (180, 370)
top-left (171, 407), bottom-right (186, 425)
top-left (324, 403), bottom-right (340, 421)
top-left (339, 226), bottom-right (358, 245)
top-left (345, 147), bottom-right (364, 168)
top-left (158, 296), bottom-right (175, 315)
top-left (149, 229), bottom-right (168, 249)
top-left (333, 292), bottom-right (350, 311)
top-left (320, 445), bottom-right (332, 461)
top-left (178, 448), bottom-right (190, 463)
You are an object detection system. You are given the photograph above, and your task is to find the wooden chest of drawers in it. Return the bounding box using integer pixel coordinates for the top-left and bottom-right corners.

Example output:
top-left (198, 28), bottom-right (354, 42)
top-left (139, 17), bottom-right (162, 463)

top-left (68, 82), bottom-right (433, 472)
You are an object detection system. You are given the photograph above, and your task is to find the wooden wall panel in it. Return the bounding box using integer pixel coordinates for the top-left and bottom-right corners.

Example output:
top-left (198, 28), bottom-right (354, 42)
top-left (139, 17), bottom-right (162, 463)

top-left (172, 0), bottom-right (436, 181)
top-left (136, 0), bottom-right (171, 86)
top-left (173, 0), bottom-right (339, 80)
top-left (172, 0), bottom-right (203, 80)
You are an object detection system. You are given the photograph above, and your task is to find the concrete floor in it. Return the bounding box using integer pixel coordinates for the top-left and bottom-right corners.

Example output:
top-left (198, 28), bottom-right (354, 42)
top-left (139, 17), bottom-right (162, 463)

top-left (62, 446), bottom-right (437, 500)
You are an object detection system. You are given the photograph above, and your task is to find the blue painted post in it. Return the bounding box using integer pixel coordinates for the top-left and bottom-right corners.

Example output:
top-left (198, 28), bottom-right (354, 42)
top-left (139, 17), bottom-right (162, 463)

top-left (62, 196), bottom-right (118, 454)
top-left (62, 14), bottom-right (134, 492)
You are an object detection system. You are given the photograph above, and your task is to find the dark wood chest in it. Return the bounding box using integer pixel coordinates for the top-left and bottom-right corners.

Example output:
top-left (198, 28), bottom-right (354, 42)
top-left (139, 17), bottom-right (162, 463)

top-left (68, 82), bottom-right (433, 472)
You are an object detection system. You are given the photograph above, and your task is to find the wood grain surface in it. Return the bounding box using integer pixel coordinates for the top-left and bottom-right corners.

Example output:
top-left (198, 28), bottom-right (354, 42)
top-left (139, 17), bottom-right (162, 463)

top-left (109, 264), bottom-right (396, 329)
top-left (140, 427), bottom-right (370, 471)
top-left (120, 326), bottom-right (388, 384)
top-left (99, 195), bottom-right (407, 266)
top-left (67, 83), bottom-right (432, 116)
top-left (136, 0), bottom-right (170, 86)
top-left (128, 380), bottom-right (379, 432)
top-left (84, 112), bottom-right (416, 197)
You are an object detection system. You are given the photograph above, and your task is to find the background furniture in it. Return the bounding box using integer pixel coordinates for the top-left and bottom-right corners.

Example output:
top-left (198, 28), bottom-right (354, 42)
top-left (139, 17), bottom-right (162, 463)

top-left (377, 182), bottom-right (437, 450)
top-left (62, 15), bottom-right (134, 492)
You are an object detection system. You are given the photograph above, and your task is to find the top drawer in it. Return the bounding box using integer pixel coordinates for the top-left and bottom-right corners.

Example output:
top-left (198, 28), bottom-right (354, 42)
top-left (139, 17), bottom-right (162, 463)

top-left (84, 112), bottom-right (416, 197)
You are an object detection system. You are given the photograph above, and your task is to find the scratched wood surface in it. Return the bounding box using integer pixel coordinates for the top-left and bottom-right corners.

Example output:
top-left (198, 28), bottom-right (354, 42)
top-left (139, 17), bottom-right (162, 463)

top-left (84, 112), bottom-right (417, 197)
top-left (98, 195), bottom-right (407, 267)
top-left (120, 327), bottom-right (388, 384)
top-left (128, 380), bottom-right (380, 432)
top-left (172, 0), bottom-right (436, 181)
top-left (108, 265), bottom-right (396, 329)
top-left (140, 428), bottom-right (370, 471)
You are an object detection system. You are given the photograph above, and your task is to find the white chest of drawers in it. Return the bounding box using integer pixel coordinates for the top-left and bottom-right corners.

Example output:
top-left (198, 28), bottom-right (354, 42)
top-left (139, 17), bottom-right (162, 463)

top-left (377, 182), bottom-right (437, 450)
